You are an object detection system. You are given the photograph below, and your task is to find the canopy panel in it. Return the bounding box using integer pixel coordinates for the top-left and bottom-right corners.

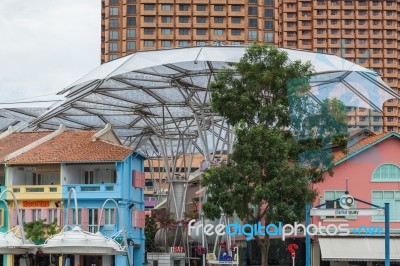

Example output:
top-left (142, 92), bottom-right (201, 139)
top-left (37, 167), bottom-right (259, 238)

top-left (31, 46), bottom-right (399, 156)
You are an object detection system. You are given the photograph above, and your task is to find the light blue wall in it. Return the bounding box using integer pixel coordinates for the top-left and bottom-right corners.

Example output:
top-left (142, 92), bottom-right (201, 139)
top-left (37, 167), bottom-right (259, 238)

top-left (61, 152), bottom-right (146, 266)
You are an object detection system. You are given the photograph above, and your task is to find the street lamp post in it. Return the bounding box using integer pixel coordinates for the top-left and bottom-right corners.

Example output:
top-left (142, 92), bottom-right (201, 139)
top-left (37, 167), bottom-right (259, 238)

top-left (98, 198), bottom-right (133, 266)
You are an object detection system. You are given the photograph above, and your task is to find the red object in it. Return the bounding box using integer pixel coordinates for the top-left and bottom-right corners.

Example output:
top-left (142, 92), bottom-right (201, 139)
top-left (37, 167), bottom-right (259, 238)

top-left (288, 244), bottom-right (298, 258)
top-left (220, 241), bottom-right (227, 248)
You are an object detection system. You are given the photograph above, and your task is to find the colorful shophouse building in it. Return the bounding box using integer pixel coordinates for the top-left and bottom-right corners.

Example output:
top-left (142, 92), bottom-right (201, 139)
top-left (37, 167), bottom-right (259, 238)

top-left (312, 131), bottom-right (400, 265)
top-left (0, 125), bottom-right (146, 266)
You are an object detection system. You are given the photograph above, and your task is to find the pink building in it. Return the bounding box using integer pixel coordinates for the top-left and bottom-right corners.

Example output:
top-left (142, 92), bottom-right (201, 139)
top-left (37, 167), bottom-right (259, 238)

top-left (311, 130), bottom-right (400, 265)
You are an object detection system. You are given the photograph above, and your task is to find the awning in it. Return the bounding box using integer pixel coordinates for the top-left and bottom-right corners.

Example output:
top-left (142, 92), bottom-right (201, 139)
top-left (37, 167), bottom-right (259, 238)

top-left (319, 237), bottom-right (400, 261)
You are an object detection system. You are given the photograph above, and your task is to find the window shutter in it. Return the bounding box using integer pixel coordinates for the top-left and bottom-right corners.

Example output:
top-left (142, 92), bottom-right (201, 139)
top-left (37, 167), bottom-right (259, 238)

top-left (99, 208), bottom-right (105, 226)
top-left (81, 208), bottom-right (88, 231)
top-left (25, 209), bottom-right (33, 223)
top-left (132, 170), bottom-right (138, 187)
top-left (42, 208), bottom-right (49, 223)
top-left (140, 172), bottom-right (146, 188)
top-left (139, 211), bottom-right (145, 228)
top-left (131, 210), bottom-right (136, 228)
top-left (56, 208), bottom-right (61, 226)
top-left (12, 209), bottom-right (17, 227)
top-left (113, 208), bottom-right (116, 225)
top-left (67, 209), bottom-right (73, 226)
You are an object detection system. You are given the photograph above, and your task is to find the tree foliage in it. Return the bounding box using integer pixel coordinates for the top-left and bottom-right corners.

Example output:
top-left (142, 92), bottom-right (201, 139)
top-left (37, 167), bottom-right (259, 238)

top-left (24, 219), bottom-right (60, 245)
top-left (201, 44), bottom-right (347, 266)
top-left (145, 214), bottom-right (160, 252)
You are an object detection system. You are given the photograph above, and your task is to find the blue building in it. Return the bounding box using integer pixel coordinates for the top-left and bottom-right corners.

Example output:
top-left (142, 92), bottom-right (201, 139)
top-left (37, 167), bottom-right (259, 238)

top-left (3, 125), bottom-right (146, 266)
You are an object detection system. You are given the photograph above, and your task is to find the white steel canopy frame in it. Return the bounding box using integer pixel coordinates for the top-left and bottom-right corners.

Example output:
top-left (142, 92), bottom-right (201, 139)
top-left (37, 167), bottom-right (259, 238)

top-left (31, 46), bottom-right (399, 157)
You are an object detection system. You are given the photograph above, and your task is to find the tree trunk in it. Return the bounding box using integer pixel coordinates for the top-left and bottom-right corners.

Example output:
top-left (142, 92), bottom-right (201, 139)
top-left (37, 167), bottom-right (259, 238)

top-left (255, 235), bottom-right (270, 266)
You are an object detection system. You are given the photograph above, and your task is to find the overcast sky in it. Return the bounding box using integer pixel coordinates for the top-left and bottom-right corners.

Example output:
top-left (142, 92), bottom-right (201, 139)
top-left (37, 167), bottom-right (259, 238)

top-left (0, 0), bottom-right (100, 103)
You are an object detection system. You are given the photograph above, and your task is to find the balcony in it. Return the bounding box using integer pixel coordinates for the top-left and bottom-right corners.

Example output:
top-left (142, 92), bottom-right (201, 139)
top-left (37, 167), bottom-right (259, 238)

top-left (63, 184), bottom-right (121, 199)
top-left (8, 185), bottom-right (61, 200)
top-left (383, 2), bottom-right (397, 10)
top-left (210, 21), bottom-right (227, 28)
top-left (144, 186), bottom-right (155, 195)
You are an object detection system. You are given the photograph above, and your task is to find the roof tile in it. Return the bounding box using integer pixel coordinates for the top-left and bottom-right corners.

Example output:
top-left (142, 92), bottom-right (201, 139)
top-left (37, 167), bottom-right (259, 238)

top-left (7, 131), bottom-right (133, 164)
top-left (0, 132), bottom-right (52, 162)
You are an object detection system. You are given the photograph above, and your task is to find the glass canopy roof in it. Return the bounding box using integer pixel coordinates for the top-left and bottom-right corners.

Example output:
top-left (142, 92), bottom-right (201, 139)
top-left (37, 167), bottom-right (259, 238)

top-left (30, 46), bottom-right (399, 156)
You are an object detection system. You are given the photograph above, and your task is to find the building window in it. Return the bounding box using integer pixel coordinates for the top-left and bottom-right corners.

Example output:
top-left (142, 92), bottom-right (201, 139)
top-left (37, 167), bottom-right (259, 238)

top-left (144, 28), bottom-right (154, 35)
top-left (372, 191), bottom-right (400, 221)
top-left (72, 209), bottom-right (82, 225)
top-left (88, 209), bottom-right (98, 233)
top-left (161, 4), bottom-right (172, 11)
top-left (248, 18), bottom-right (258, 27)
top-left (231, 41), bottom-right (242, 46)
top-left (214, 17), bottom-right (224, 23)
top-left (144, 40), bottom-right (155, 47)
top-left (47, 209), bottom-right (57, 223)
top-left (179, 29), bottom-right (189, 35)
top-left (110, 7), bottom-right (119, 16)
top-left (179, 16), bottom-right (189, 23)
top-left (127, 5), bottom-right (136, 15)
top-left (179, 41), bottom-right (190, 47)
top-left (109, 19), bottom-right (118, 28)
top-left (231, 29), bottom-right (241, 36)
top-left (248, 30), bottom-right (257, 39)
top-left (264, 0), bottom-right (273, 5)
top-left (264, 32), bottom-right (273, 42)
top-left (161, 16), bottom-right (172, 23)
top-left (84, 170), bottom-right (95, 184)
top-left (109, 55), bottom-right (118, 60)
top-left (264, 20), bottom-right (273, 29)
top-left (196, 41), bottom-right (207, 46)
top-left (127, 29), bottom-right (136, 38)
top-left (231, 5), bottom-right (241, 12)
top-left (214, 5), bottom-right (224, 11)
top-left (331, 39), bottom-right (338, 44)
top-left (32, 209), bottom-right (42, 221)
top-left (231, 17), bottom-right (241, 24)
top-left (127, 41), bottom-right (136, 50)
top-left (373, 126), bottom-right (382, 132)
top-left (144, 4), bottom-right (154, 10)
top-left (33, 173), bottom-right (42, 185)
top-left (248, 7), bottom-right (257, 15)
top-left (161, 28), bottom-right (172, 35)
top-left (264, 9), bottom-right (273, 17)
top-left (144, 16), bottom-right (155, 23)
top-left (214, 29), bottom-right (224, 36)
top-left (179, 4), bottom-right (190, 11)
top-left (197, 5), bottom-right (207, 11)
top-left (109, 31), bottom-right (119, 40)
top-left (197, 17), bottom-right (207, 23)
top-left (196, 29), bottom-right (207, 35)
top-left (104, 208), bottom-right (116, 225)
top-left (127, 17), bottom-right (136, 26)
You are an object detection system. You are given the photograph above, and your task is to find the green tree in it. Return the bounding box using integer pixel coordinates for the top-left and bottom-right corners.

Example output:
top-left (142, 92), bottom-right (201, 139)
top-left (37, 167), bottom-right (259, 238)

top-left (201, 44), bottom-right (347, 266)
top-left (145, 214), bottom-right (160, 252)
top-left (24, 219), bottom-right (60, 245)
